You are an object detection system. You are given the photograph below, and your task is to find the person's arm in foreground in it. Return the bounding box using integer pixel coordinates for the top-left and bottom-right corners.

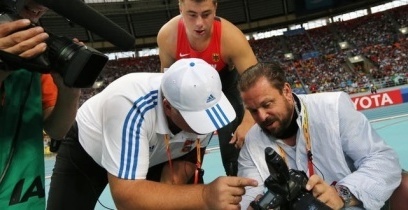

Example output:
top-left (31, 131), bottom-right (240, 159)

top-left (42, 72), bottom-right (80, 139)
top-left (43, 37), bottom-right (87, 139)
top-left (108, 173), bottom-right (258, 210)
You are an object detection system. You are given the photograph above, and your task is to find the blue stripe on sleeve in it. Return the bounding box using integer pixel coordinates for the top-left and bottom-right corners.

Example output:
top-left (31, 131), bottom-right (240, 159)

top-left (119, 90), bottom-right (158, 179)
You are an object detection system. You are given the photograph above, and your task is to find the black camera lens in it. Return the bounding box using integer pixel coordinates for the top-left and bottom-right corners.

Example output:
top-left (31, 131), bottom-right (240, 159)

top-left (0, 13), bottom-right (108, 88)
top-left (46, 34), bottom-right (108, 88)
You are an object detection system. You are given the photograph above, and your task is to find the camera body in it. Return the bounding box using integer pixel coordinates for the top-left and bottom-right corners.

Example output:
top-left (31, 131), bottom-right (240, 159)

top-left (0, 0), bottom-right (108, 88)
top-left (250, 147), bottom-right (331, 210)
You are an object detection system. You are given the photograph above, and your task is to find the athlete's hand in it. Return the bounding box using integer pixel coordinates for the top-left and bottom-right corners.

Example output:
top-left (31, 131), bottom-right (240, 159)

top-left (230, 110), bottom-right (255, 149)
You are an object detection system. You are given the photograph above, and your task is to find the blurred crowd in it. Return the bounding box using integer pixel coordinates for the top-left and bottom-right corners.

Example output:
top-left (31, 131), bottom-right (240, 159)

top-left (80, 5), bottom-right (408, 105)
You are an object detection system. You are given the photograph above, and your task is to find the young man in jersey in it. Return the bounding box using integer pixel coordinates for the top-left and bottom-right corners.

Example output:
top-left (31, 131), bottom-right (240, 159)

top-left (0, 0), bottom-right (81, 209)
top-left (47, 58), bottom-right (258, 210)
top-left (157, 0), bottom-right (258, 177)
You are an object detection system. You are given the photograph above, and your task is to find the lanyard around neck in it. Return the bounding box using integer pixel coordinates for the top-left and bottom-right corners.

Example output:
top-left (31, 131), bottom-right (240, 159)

top-left (278, 99), bottom-right (314, 177)
top-left (164, 134), bottom-right (202, 184)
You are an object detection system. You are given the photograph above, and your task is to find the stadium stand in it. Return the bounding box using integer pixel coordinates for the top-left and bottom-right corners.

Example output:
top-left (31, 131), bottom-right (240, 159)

top-left (71, 3), bottom-right (407, 105)
top-left (36, 0), bottom-right (407, 106)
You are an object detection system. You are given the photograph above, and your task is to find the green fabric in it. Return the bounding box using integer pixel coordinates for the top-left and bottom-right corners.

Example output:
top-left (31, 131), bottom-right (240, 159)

top-left (0, 70), bottom-right (45, 210)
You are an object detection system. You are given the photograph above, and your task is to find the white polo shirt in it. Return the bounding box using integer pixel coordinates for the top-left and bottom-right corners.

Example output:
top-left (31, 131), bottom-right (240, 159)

top-left (76, 73), bottom-right (211, 180)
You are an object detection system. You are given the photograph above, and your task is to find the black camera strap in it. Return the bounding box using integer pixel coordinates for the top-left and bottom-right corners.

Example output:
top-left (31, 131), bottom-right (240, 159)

top-left (0, 50), bottom-right (50, 73)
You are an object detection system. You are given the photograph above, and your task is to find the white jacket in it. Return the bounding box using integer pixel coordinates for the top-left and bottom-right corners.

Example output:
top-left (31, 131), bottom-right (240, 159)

top-left (238, 92), bottom-right (401, 210)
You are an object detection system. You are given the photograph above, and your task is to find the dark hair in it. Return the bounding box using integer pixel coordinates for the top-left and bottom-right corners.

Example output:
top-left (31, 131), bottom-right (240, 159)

top-left (179, 0), bottom-right (217, 5)
top-left (238, 62), bottom-right (287, 94)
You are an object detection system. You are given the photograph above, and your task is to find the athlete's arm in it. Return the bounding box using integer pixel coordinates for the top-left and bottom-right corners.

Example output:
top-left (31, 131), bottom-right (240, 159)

top-left (231, 109), bottom-right (255, 148)
top-left (220, 18), bottom-right (258, 75)
top-left (157, 18), bottom-right (178, 72)
top-left (220, 19), bottom-right (258, 148)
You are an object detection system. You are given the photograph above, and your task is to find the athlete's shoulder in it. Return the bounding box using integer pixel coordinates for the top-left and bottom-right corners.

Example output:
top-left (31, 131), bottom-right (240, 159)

top-left (218, 16), bottom-right (237, 27)
top-left (158, 15), bottom-right (181, 48)
top-left (218, 17), bottom-right (245, 38)
top-left (158, 15), bottom-right (181, 33)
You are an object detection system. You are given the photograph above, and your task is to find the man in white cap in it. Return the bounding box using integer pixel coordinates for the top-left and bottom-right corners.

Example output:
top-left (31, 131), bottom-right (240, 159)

top-left (47, 58), bottom-right (258, 210)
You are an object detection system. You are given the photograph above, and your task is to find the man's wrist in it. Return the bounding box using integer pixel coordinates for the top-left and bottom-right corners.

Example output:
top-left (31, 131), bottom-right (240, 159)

top-left (335, 185), bottom-right (353, 208)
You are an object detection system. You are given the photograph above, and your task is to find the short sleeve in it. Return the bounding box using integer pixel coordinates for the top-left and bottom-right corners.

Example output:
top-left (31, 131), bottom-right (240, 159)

top-left (41, 74), bottom-right (57, 109)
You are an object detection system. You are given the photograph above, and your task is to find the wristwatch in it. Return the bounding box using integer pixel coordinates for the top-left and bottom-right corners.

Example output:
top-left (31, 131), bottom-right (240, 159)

top-left (336, 185), bottom-right (352, 208)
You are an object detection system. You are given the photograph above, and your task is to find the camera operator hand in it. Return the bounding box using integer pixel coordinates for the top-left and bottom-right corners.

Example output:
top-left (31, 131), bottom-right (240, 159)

top-left (46, 36), bottom-right (84, 90)
top-left (0, 19), bottom-right (48, 58)
top-left (306, 175), bottom-right (345, 210)
top-left (0, 19), bottom-right (48, 81)
top-left (203, 176), bottom-right (258, 210)
top-left (39, 34), bottom-right (83, 140)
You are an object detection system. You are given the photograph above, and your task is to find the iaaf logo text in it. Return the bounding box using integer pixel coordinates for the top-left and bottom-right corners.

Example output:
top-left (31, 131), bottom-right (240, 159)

top-left (351, 90), bottom-right (403, 110)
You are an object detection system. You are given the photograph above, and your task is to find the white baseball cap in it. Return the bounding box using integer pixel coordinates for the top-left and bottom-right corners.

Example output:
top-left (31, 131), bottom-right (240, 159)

top-left (161, 58), bottom-right (236, 134)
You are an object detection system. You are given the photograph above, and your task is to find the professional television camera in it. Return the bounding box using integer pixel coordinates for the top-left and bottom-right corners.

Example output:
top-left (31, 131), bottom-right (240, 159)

top-left (0, 0), bottom-right (108, 88)
top-left (250, 147), bottom-right (331, 210)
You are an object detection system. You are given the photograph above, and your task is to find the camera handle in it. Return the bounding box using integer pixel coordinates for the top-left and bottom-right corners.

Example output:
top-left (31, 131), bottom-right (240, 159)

top-left (0, 49), bottom-right (51, 73)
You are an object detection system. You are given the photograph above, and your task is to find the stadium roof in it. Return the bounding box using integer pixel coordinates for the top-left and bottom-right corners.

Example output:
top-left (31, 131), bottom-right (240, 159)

top-left (40, 0), bottom-right (392, 53)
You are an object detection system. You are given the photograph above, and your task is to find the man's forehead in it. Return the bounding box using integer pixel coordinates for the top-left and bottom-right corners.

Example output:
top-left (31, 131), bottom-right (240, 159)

top-left (185, 8), bottom-right (213, 14)
top-left (181, 0), bottom-right (214, 9)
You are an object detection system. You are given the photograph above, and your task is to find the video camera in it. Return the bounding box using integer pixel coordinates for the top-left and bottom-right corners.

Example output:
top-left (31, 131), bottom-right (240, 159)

top-left (0, 0), bottom-right (108, 88)
top-left (250, 147), bottom-right (331, 210)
